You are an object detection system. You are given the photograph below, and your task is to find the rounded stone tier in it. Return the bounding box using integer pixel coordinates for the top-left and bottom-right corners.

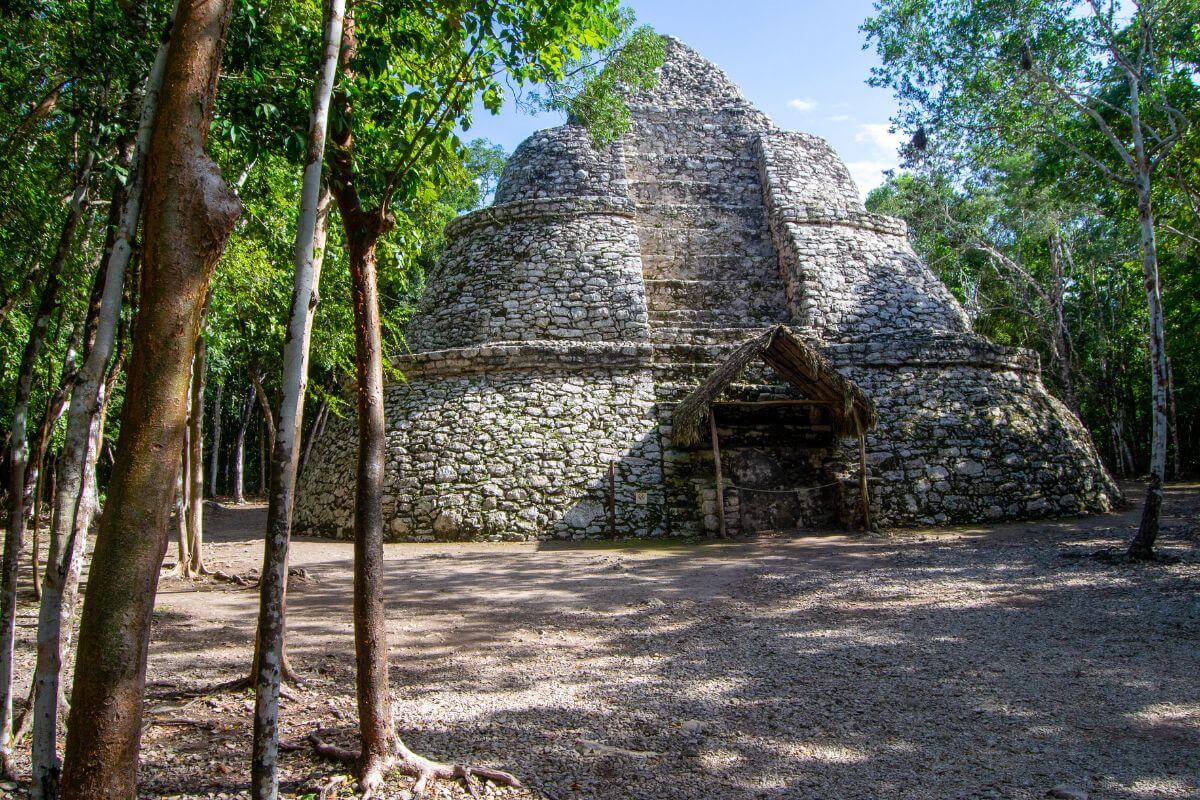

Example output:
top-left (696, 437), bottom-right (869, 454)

top-left (404, 198), bottom-right (650, 353)
top-left (494, 124), bottom-right (628, 204)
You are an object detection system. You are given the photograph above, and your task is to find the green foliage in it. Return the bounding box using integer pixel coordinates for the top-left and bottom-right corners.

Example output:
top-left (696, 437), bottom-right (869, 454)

top-left (863, 0), bottom-right (1200, 472)
top-left (525, 16), bottom-right (667, 146)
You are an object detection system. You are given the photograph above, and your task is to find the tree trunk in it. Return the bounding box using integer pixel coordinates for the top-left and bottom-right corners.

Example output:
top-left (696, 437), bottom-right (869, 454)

top-left (325, 15), bottom-right (399, 784)
top-left (251, 9), bottom-right (343, 794)
top-left (187, 335), bottom-right (206, 574)
top-left (249, 364), bottom-right (277, 456)
top-left (258, 418), bottom-right (267, 496)
top-left (59, 0), bottom-right (241, 795)
top-left (30, 454), bottom-right (50, 602)
top-left (24, 325), bottom-right (83, 527)
top-left (209, 381), bottom-right (223, 496)
top-left (234, 386), bottom-right (253, 504)
top-left (344, 210), bottom-right (395, 793)
top-left (1166, 356), bottom-right (1180, 479)
top-left (1047, 232), bottom-right (1078, 414)
top-left (172, 445), bottom-right (191, 575)
top-left (1127, 182), bottom-right (1169, 559)
top-left (29, 20), bottom-right (172, 794)
top-left (0, 147), bottom-right (93, 776)
top-left (298, 398), bottom-right (329, 479)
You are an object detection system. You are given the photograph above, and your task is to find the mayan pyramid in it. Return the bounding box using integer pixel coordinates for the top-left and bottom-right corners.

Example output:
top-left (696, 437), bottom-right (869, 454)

top-left (295, 38), bottom-right (1117, 541)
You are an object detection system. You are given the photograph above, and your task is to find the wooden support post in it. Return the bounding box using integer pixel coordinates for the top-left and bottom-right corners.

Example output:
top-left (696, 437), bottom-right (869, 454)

top-left (709, 409), bottom-right (727, 537)
top-left (856, 411), bottom-right (873, 532)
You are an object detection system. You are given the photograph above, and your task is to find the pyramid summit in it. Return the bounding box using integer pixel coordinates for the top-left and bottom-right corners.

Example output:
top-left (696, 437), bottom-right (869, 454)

top-left (295, 38), bottom-right (1117, 540)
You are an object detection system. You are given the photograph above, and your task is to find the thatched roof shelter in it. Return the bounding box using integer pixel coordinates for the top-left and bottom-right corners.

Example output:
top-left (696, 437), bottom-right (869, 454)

top-left (671, 325), bottom-right (877, 448)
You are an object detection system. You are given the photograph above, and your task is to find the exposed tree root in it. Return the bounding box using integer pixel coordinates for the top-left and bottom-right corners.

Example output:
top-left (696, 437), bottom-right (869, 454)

top-left (153, 669), bottom-right (302, 700)
top-left (208, 568), bottom-right (256, 587)
top-left (309, 730), bottom-right (521, 799)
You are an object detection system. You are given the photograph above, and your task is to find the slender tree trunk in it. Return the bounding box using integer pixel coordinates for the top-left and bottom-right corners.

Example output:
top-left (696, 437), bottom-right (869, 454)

top-left (60, 0), bottom-right (241, 795)
top-left (24, 327), bottom-right (83, 526)
top-left (29, 21), bottom-right (172, 795)
top-left (30, 454), bottom-right (48, 602)
top-left (1047, 232), bottom-right (1078, 414)
top-left (251, 9), bottom-right (343, 794)
top-left (258, 419), bottom-right (267, 496)
top-left (209, 381), bottom-right (223, 496)
top-left (298, 398), bottom-right (329, 479)
top-left (326, 16), bottom-right (398, 788)
top-left (171, 447), bottom-right (190, 575)
top-left (0, 148), bottom-right (93, 777)
top-left (250, 363), bottom-right (277, 458)
top-left (344, 210), bottom-right (395, 795)
top-left (187, 336), bottom-right (206, 574)
top-left (234, 387), bottom-right (253, 504)
top-left (1165, 356), bottom-right (1180, 479)
top-left (1127, 164), bottom-right (1169, 559)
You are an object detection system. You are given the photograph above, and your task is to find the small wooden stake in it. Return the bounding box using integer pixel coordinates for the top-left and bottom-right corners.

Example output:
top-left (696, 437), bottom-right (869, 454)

top-left (709, 410), bottom-right (727, 537)
top-left (856, 411), bottom-right (872, 532)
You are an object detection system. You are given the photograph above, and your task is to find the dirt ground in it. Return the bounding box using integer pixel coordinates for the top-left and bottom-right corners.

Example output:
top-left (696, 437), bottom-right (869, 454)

top-left (3, 482), bottom-right (1198, 800)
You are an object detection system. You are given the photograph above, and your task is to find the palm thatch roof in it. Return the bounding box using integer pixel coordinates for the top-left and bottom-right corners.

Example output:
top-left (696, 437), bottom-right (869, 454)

top-left (671, 325), bottom-right (877, 447)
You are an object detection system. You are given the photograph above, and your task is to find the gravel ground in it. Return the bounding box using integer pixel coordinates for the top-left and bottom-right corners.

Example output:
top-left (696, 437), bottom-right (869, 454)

top-left (3, 482), bottom-right (1198, 800)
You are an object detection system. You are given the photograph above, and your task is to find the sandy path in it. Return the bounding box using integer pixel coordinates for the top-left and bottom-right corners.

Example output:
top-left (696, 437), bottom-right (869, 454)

top-left (3, 484), bottom-right (1198, 799)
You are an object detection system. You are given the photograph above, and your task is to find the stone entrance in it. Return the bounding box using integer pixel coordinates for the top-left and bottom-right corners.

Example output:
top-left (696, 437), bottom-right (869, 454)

top-left (713, 402), bottom-right (842, 533)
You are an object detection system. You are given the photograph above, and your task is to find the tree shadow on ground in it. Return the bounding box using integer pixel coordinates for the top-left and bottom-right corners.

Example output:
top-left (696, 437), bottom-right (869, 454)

top-left (113, 483), bottom-right (1200, 798)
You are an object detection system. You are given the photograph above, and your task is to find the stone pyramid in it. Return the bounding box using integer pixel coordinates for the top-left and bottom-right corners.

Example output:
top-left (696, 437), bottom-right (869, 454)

top-left (295, 38), bottom-right (1117, 540)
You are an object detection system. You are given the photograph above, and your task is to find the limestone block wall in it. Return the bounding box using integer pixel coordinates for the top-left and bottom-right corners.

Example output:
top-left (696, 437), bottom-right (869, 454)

top-left (495, 125), bottom-right (628, 203)
top-left (405, 198), bottom-right (650, 352)
top-left (757, 132), bottom-right (971, 340)
top-left (824, 335), bottom-right (1117, 525)
top-left (293, 344), bottom-right (668, 541)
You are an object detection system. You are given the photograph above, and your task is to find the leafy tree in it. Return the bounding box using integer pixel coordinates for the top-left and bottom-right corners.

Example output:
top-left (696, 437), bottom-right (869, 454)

top-left (864, 0), bottom-right (1199, 558)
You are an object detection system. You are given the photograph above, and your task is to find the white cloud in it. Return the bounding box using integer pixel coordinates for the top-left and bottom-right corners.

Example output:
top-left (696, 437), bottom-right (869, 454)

top-left (854, 123), bottom-right (905, 153)
top-left (845, 122), bottom-right (906, 198)
top-left (787, 98), bottom-right (818, 113)
top-left (846, 160), bottom-right (898, 199)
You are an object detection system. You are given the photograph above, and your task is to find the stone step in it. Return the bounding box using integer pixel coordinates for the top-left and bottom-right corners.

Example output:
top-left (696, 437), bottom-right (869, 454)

top-left (636, 224), bottom-right (776, 261)
top-left (640, 252), bottom-right (785, 283)
top-left (644, 278), bottom-right (788, 320)
top-left (633, 201), bottom-right (772, 230)
top-left (647, 326), bottom-right (767, 346)
top-left (648, 306), bottom-right (790, 330)
top-left (628, 177), bottom-right (765, 208)
top-left (629, 120), bottom-right (761, 159)
top-left (624, 152), bottom-right (760, 182)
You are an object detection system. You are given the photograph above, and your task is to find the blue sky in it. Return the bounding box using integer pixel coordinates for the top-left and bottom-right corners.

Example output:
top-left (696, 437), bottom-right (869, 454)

top-left (467, 0), bottom-right (905, 197)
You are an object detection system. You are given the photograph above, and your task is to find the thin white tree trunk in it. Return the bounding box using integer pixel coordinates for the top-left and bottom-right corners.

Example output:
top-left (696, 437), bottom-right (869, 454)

top-left (234, 386), bottom-right (253, 504)
top-left (1, 147), bottom-right (94, 779)
top-left (171, 452), bottom-right (190, 575)
top-left (28, 18), bottom-right (172, 794)
top-left (1125, 74), bottom-right (1169, 560)
top-left (187, 335), bottom-right (206, 573)
top-left (1128, 170), bottom-right (1169, 558)
top-left (251, 1), bottom-right (343, 792)
top-left (208, 381), bottom-right (223, 495)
